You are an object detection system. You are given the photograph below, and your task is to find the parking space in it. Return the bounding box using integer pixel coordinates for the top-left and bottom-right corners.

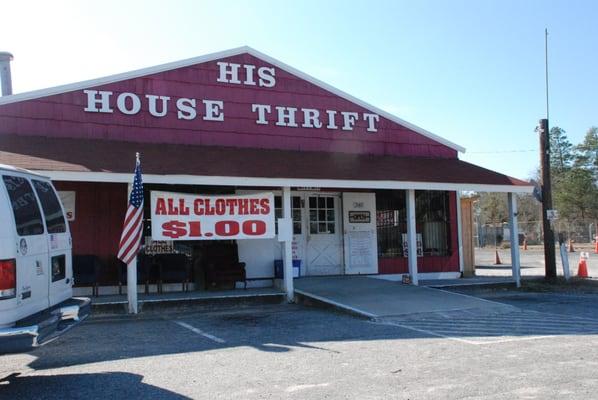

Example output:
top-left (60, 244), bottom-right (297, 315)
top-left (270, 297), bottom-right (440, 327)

top-left (376, 309), bottom-right (598, 345)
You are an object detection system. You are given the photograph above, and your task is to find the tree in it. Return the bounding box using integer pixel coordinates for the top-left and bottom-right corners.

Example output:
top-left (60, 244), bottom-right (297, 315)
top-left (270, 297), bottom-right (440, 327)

top-left (552, 168), bottom-right (598, 239)
top-left (549, 126), bottom-right (574, 174)
top-left (574, 126), bottom-right (598, 176)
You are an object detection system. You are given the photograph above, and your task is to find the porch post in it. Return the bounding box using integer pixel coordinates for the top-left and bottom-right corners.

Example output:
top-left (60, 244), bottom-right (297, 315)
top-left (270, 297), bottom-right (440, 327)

top-left (127, 258), bottom-right (138, 314)
top-left (282, 186), bottom-right (294, 301)
top-left (126, 182), bottom-right (138, 314)
top-left (508, 192), bottom-right (521, 287)
top-left (406, 189), bottom-right (419, 285)
top-left (456, 191), bottom-right (465, 274)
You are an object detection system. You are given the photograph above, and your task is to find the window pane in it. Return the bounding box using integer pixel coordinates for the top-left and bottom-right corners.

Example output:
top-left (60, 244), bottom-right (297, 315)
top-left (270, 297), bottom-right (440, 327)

top-left (327, 223), bottom-right (335, 234)
top-left (326, 210), bottom-right (335, 222)
top-left (318, 222), bottom-right (326, 232)
top-left (309, 210), bottom-right (317, 221)
top-left (318, 197), bottom-right (325, 208)
top-left (318, 210), bottom-right (326, 221)
top-left (275, 209), bottom-right (282, 218)
top-left (309, 197), bottom-right (316, 208)
top-left (3, 176), bottom-right (44, 236)
top-left (292, 209), bottom-right (301, 221)
top-left (293, 222), bottom-right (302, 234)
top-left (310, 222), bottom-right (317, 234)
top-left (326, 197), bottom-right (334, 208)
top-left (376, 190), bottom-right (407, 258)
top-left (32, 180), bottom-right (67, 234)
top-left (415, 190), bottom-right (451, 256)
top-left (292, 196), bottom-right (301, 209)
top-left (274, 196), bottom-right (281, 208)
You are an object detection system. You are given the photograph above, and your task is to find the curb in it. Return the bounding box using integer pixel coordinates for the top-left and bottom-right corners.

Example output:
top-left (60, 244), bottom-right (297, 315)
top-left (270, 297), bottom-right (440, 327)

top-left (294, 289), bottom-right (376, 320)
top-left (91, 292), bottom-right (286, 315)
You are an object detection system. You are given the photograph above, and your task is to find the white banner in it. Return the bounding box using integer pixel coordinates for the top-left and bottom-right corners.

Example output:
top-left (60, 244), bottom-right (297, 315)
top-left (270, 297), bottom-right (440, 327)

top-left (150, 191), bottom-right (275, 241)
top-left (58, 191), bottom-right (76, 221)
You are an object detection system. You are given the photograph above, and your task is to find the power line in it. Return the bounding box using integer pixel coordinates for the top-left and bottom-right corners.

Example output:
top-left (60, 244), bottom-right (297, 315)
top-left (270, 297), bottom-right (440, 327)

top-left (468, 149), bottom-right (536, 154)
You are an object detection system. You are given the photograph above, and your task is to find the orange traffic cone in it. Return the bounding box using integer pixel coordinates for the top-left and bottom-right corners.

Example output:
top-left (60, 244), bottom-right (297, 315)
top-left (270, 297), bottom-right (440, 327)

top-left (494, 250), bottom-right (502, 265)
top-left (594, 236), bottom-right (598, 254)
top-left (568, 239), bottom-right (575, 253)
top-left (577, 252), bottom-right (589, 278)
top-left (523, 239), bottom-right (528, 251)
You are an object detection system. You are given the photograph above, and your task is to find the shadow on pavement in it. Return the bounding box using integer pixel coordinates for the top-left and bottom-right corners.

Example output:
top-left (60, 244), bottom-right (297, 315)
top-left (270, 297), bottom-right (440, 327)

top-left (0, 371), bottom-right (190, 399)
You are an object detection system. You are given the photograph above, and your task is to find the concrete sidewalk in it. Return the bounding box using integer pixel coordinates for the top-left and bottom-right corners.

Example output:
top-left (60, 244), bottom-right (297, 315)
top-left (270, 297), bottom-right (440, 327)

top-left (294, 276), bottom-right (516, 318)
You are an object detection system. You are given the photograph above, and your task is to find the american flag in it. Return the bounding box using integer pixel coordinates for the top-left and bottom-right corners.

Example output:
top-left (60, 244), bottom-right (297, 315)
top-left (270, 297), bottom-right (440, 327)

top-left (117, 154), bottom-right (144, 265)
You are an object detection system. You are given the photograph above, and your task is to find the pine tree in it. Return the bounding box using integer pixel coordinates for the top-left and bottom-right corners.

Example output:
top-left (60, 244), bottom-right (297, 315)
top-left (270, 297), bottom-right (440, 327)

top-left (549, 126), bottom-right (574, 174)
top-left (574, 126), bottom-right (598, 176)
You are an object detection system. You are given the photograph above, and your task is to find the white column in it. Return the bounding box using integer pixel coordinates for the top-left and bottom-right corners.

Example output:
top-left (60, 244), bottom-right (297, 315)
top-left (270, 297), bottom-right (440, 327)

top-left (406, 189), bottom-right (419, 285)
top-left (456, 191), bottom-right (464, 274)
top-left (508, 192), bottom-right (521, 287)
top-left (127, 258), bottom-right (138, 314)
top-left (282, 186), bottom-right (294, 301)
top-left (126, 182), bottom-right (138, 314)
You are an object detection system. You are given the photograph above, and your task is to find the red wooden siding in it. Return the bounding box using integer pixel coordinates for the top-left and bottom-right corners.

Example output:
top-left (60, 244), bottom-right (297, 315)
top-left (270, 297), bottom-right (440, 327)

top-left (378, 192), bottom-right (460, 274)
top-left (0, 53), bottom-right (457, 159)
top-left (54, 181), bottom-right (127, 282)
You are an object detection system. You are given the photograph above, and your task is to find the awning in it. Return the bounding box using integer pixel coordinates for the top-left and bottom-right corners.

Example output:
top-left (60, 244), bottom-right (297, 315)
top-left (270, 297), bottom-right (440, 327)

top-left (0, 134), bottom-right (532, 193)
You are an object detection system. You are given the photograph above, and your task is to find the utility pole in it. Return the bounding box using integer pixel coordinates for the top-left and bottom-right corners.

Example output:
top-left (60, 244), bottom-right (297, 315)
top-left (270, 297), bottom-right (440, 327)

top-left (540, 29), bottom-right (557, 279)
top-left (539, 118), bottom-right (557, 279)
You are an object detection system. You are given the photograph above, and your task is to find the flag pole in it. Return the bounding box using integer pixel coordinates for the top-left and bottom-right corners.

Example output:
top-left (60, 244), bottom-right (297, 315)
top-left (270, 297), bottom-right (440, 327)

top-left (127, 152), bottom-right (141, 314)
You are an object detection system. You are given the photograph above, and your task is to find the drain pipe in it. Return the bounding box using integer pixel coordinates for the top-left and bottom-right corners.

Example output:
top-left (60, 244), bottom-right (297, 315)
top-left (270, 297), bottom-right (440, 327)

top-left (0, 52), bottom-right (14, 96)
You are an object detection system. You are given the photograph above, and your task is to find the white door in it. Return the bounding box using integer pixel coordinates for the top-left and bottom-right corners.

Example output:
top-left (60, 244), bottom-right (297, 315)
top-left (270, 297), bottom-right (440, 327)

top-left (343, 192), bottom-right (378, 274)
top-left (32, 179), bottom-right (72, 306)
top-left (305, 194), bottom-right (343, 275)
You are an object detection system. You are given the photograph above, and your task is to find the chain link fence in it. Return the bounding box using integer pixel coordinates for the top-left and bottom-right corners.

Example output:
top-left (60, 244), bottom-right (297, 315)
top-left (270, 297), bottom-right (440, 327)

top-left (475, 220), bottom-right (597, 248)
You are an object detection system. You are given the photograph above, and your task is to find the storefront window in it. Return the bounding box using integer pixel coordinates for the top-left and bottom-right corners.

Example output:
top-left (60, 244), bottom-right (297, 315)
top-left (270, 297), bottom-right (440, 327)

top-left (274, 196), bottom-right (302, 234)
top-left (416, 191), bottom-right (451, 256)
top-left (376, 190), bottom-right (406, 257)
top-left (376, 190), bottom-right (452, 258)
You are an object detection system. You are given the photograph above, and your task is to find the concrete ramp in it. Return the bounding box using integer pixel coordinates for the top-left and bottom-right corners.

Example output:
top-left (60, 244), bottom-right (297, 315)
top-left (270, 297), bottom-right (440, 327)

top-left (294, 276), bottom-right (516, 319)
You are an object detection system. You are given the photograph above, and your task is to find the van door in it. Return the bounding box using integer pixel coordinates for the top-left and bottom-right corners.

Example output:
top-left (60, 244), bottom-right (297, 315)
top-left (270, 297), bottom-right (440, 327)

top-left (2, 175), bottom-right (49, 316)
top-left (32, 180), bottom-right (72, 307)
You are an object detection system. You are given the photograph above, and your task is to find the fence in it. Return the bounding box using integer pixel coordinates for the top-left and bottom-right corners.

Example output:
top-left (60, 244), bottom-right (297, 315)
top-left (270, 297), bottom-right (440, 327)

top-left (475, 220), bottom-right (597, 248)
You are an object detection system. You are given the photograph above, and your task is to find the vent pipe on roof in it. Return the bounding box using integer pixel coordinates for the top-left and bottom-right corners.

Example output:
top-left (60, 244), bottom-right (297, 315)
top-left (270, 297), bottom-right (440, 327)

top-left (0, 52), bottom-right (14, 96)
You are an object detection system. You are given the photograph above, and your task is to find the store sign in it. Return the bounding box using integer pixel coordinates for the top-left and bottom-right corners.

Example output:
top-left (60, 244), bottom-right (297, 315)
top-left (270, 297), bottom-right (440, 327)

top-left (150, 191), bottom-right (275, 241)
top-left (58, 191), bottom-right (76, 221)
top-left (82, 62), bottom-right (379, 133)
top-left (348, 211), bottom-right (371, 223)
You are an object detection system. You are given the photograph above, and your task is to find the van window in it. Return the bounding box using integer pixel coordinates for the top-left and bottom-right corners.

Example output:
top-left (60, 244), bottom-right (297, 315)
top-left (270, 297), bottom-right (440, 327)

top-left (32, 180), bottom-right (67, 234)
top-left (2, 176), bottom-right (44, 236)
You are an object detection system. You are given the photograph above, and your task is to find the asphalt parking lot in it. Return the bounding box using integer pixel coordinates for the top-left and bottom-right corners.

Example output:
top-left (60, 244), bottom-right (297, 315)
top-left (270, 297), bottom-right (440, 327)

top-left (2, 288), bottom-right (598, 400)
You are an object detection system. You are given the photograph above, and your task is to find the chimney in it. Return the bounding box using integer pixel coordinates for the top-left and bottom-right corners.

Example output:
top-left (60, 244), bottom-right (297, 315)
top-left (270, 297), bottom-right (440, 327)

top-left (0, 52), bottom-right (14, 96)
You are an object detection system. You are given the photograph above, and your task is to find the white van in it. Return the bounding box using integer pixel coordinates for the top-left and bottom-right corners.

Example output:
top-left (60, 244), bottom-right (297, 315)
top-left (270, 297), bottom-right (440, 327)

top-left (0, 164), bottom-right (89, 353)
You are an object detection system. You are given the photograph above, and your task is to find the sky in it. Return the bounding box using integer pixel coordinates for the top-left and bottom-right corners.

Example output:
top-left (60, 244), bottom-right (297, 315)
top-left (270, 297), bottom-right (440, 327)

top-left (1, 0), bottom-right (597, 180)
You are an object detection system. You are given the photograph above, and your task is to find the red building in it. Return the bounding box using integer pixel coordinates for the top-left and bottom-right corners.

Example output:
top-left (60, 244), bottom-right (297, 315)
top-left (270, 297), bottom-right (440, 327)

top-left (0, 47), bottom-right (531, 298)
